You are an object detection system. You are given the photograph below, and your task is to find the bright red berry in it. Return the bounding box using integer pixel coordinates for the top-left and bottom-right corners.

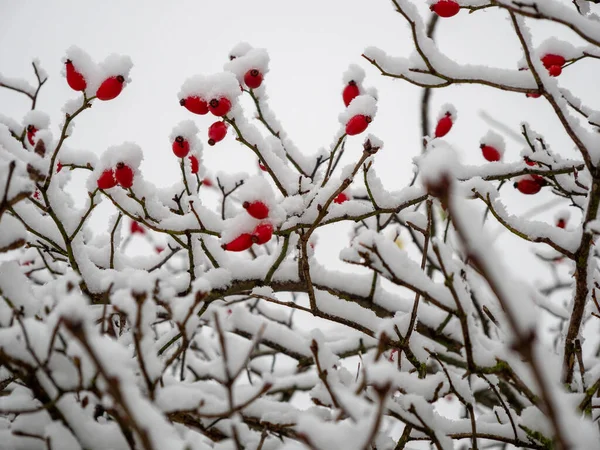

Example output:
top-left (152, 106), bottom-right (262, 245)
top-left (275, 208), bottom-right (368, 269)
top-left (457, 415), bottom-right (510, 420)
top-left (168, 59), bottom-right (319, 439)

top-left (65, 60), bottom-right (87, 91)
top-left (258, 160), bottom-right (267, 172)
top-left (430, 0), bottom-right (460, 18)
top-left (189, 154), bottom-right (199, 174)
top-left (96, 75), bottom-right (125, 101)
top-left (514, 177), bottom-right (543, 195)
top-left (435, 113), bottom-right (453, 138)
top-left (244, 69), bottom-right (263, 89)
top-left (26, 125), bottom-right (37, 146)
top-left (526, 92), bottom-right (541, 98)
top-left (209, 97), bottom-right (232, 117)
top-left (548, 65), bottom-right (562, 77)
top-left (222, 233), bottom-right (254, 252)
top-left (208, 121), bottom-right (227, 146)
top-left (97, 169), bottom-right (117, 189)
top-left (172, 136), bottom-right (190, 158)
top-left (556, 218), bottom-right (566, 229)
top-left (342, 81), bottom-right (360, 107)
top-left (243, 200), bottom-right (269, 219)
top-left (180, 96), bottom-right (209, 115)
top-left (57, 162), bottom-right (63, 173)
top-left (202, 178), bottom-right (213, 187)
top-left (334, 192), bottom-right (349, 204)
top-left (130, 221), bottom-right (145, 234)
top-left (524, 156), bottom-right (536, 166)
top-left (115, 162), bottom-right (134, 188)
top-left (541, 54), bottom-right (566, 69)
top-left (33, 190), bottom-right (41, 200)
top-left (252, 223), bottom-right (273, 245)
top-left (481, 145), bottom-right (501, 162)
top-left (346, 115), bottom-right (371, 136)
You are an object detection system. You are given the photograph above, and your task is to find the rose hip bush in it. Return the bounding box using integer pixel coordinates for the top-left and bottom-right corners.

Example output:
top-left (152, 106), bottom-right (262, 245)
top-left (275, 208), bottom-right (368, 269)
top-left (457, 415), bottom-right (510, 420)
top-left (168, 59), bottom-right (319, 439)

top-left (1, 1), bottom-right (600, 449)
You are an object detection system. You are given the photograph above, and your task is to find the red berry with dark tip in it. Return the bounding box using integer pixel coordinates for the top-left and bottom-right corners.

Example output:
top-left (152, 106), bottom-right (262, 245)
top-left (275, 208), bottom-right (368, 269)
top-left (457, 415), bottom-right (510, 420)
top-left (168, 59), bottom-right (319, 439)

top-left (334, 192), bottom-right (349, 204)
top-left (556, 218), bottom-right (566, 229)
top-left (430, 0), bottom-right (460, 18)
top-left (346, 115), bottom-right (371, 136)
top-left (541, 54), bottom-right (565, 69)
top-left (189, 154), bottom-right (199, 174)
top-left (180, 96), bottom-right (209, 115)
top-left (435, 113), bottom-right (453, 138)
top-left (524, 156), bottom-right (536, 166)
top-left (26, 125), bottom-right (37, 146)
top-left (130, 221), bottom-right (145, 234)
top-left (65, 60), bottom-right (87, 91)
top-left (243, 200), bottom-right (269, 219)
top-left (57, 162), bottom-right (63, 173)
top-left (96, 75), bottom-right (125, 101)
top-left (481, 144), bottom-right (501, 162)
top-left (209, 97), bottom-right (232, 117)
top-left (548, 65), bottom-right (562, 77)
top-left (244, 69), bottom-right (263, 89)
top-left (252, 223), bottom-right (273, 245)
top-left (208, 121), bottom-right (227, 146)
top-left (222, 233), bottom-right (253, 252)
top-left (97, 169), bottom-right (117, 189)
top-left (115, 162), bottom-right (134, 188)
top-left (343, 81), bottom-right (360, 107)
top-left (172, 136), bottom-right (190, 158)
top-left (514, 177), bottom-right (542, 195)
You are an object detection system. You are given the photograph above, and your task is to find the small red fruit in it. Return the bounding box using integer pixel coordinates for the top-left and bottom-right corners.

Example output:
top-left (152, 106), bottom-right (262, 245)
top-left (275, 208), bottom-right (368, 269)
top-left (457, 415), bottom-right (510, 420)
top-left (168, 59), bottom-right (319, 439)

top-left (202, 178), bottom-right (213, 187)
top-left (189, 154), bottom-right (199, 174)
top-left (514, 177), bottom-right (543, 195)
top-left (334, 192), bottom-right (349, 204)
top-left (435, 113), bottom-right (453, 138)
top-left (243, 200), bottom-right (269, 219)
top-left (97, 169), bottom-right (117, 189)
top-left (180, 96), bottom-right (209, 115)
top-left (556, 218), bottom-right (566, 229)
top-left (65, 60), bottom-right (87, 91)
top-left (541, 54), bottom-right (566, 69)
top-left (26, 125), bottom-right (37, 146)
top-left (130, 221), bottom-right (145, 234)
top-left (481, 145), bottom-right (501, 162)
top-left (57, 162), bottom-right (63, 173)
top-left (155, 246), bottom-right (164, 253)
top-left (244, 69), bottom-right (263, 89)
top-left (33, 190), bottom-right (41, 200)
top-left (96, 75), bottom-right (125, 101)
top-left (342, 81), bottom-right (360, 107)
top-left (252, 223), bottom-right (273, 245)
top-left (430, 0), bottom-right (460, 18)
top-left (222, 233), bottom-right (253, 252)
top-left (547, 65), bottom-right (562, 77)
top-left (345, 115), bottom-right (371, 136)
top-left (208, 121), bottom-right (228, 146)
top-left (209, 97), bottom-right (232, 117)
top-left (524, 156), bottom-right (536, 166)
top-left (526, 92), bottom-right (541, 98)
top-left (258, 160), bottom-right (267, 172)
top-left (115, 162), bottom-right (134, 188)
top-left (172, 136), bottom-right (190, 158)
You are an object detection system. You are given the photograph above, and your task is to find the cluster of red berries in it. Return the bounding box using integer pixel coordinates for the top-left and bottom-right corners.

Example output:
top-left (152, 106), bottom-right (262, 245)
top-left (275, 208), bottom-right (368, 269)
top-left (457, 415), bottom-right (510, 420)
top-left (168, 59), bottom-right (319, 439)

top-left (341, 81), bottom-right (373, 136)
top-left (179, 95), bottom-right (234, 147)
top-left (65, 60), bottom-right (126, 101)
top-left (430, 0), bottom-right (460, 18)
top-left (97, 162), bottom-right (135, 189)
top-left (222, 201), bottom-right (274, 252)
top-left (525, 53), bottom-right (567, 98)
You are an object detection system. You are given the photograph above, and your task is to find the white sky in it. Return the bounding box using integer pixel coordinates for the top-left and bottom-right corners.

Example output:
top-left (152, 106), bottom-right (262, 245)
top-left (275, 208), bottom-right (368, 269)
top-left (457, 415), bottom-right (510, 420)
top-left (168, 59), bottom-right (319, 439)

top-left (1, 0), bottom-right (598, 317)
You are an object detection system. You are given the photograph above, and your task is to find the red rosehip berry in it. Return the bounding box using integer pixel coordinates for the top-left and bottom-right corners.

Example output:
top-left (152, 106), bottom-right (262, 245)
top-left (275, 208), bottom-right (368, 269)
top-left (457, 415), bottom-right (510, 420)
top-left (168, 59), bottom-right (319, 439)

top-left (334, 192), bottom-right (349, 204)
top-left (524, 156), bottom-right (536, 166)
top-left (243, 200), bottom-right (269, 219)
top-left (115, 162), bottom-right (134, 188)
top-left (65, 60), bottom-right (87, 91)
top-left (526, 92), bottom-right (541, 98)
top-left (556, 218), bottom-right (566, 229)
top-left (481, 144), bottom-right (501, 162)
top-left (252, 222), bottom-right (273, 245)
top-left (155, 246), bottom-right (164, 253)
top-left (180, 96), bottom-right (209, 115)
top-left (548, 65), bottom-right (562, 77)
top-left (172, 136), bottom-right (190, 158)
top-left (541, 54), bottom-right (566, 69)
top-left (208, 121), bottom-right (228, 146)
top-left (97, 169), bottom-right (117, 189)
top-left (342, 81), bottom-right (360, 107)
top-left (130, 221), bottom-right (145, 234)
top-left (189, 154), bottom-right (199, 174)
top-left (33, 190), bottom-right (41, 200)
top-left (430, 0), bottom-right (460, 18)
top-left (244, 69), bottom-right (263, 89)
top-left (435, 113), bottom-right (453, 138)
top-left (57, 162), bottom-right (63, 173)
top-left (222, 233), bottom-right (254, 252)
top-left (345, 115), bottom-right (371, 136)
top-left (208, 97), bottom-right (232, 117)
top-left (26, 125), bottom-right (37, 146)
top-left (202, 178), bottom-right (213, 187)
top-left (514, 177), bottom-right (543, 195)
top-left (96, 75), bottom-right (125, 101)
top-left (258, 160), bottom-right (267, 172)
